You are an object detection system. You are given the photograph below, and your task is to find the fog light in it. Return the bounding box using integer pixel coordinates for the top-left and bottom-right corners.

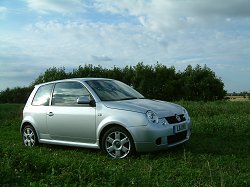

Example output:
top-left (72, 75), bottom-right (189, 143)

top-left (156, 138), bottom-right (161, 145)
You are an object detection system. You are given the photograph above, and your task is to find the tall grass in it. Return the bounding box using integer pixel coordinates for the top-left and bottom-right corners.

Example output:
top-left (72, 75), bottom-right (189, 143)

top-left (0, 102), bottom-right (249, 186)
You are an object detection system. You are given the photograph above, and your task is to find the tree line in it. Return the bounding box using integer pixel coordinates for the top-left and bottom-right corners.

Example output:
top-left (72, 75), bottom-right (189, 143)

top-left (0, 62), bottom-right (226, 103)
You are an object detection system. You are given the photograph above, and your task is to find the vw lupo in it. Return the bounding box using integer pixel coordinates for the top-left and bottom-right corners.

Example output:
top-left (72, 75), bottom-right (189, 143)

top-left (21, 78), bottom-right (191, 158)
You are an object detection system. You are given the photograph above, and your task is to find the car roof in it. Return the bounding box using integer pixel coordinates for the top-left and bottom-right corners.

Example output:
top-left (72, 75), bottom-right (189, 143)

top-left (35, 78), bottom-right (113, 87)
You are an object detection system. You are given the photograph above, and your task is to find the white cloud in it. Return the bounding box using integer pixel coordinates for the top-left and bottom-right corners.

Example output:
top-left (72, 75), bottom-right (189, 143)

top-left (3, 15), bottom-right (250, 69)
top-left (26, 0), bottom-right (85, 14)
top-left (0, 6), bottom-right (7, 19)
top-left (93, 0), bottom-right (250, 32)
top-left (0, 6), bottom-right (7, 13)
top-left (23, 20), bottom-right (157, 61)
top-left (1, 18), bottom-right (173, 78)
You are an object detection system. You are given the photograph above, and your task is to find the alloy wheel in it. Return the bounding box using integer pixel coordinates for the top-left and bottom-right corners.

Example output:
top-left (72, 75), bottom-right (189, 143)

top-left (103, 127), bottom-right (134, 158)
top-left (23, 126), bottom-right (37, 146)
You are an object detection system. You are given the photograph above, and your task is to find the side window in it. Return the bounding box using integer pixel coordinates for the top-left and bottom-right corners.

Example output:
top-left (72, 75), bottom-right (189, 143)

top-left (32, 84), bottom-right (54, 106)
top-left (52, 82), bottom-right (92, 106)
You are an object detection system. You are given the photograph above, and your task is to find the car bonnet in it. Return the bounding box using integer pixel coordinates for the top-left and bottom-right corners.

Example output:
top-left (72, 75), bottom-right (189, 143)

top-left (102, 99), bottom-right (184, 118)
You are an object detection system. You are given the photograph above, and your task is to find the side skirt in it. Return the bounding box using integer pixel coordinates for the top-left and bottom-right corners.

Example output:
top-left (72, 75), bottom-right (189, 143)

top-left (39, 139), bottom-right (99, 149)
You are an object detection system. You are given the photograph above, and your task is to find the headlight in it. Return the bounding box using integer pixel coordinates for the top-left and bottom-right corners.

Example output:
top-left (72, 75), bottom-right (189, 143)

top-left (146, 110), bottom-right (159, 124)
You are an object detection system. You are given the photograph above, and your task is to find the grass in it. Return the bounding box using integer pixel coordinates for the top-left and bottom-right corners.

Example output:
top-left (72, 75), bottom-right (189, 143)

top-left (0, 102), bottom-right (250, 186)
top-left (226, 96), bottom-right (250, 102)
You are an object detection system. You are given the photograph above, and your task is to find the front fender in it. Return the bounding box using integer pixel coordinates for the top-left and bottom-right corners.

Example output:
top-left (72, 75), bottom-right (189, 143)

top-left (96, 109), bottom-right (148, 141)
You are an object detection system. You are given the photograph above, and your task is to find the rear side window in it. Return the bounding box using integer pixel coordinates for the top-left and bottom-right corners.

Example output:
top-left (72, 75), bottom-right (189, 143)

top-left (32, 84), bottom-right (54, 106)
top-left (52, 82), bottom-right (91, 106)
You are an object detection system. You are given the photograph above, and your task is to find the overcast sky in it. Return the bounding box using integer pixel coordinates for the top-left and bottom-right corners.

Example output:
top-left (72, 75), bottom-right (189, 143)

top-left (1, 0), bottom-right (250, 93)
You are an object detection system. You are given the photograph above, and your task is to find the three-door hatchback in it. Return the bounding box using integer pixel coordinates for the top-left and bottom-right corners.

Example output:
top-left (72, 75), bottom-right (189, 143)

top-left (21, 78), bottom-right (191, 158)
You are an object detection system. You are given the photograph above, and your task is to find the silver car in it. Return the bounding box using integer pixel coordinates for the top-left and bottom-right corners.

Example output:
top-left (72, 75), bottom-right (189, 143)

top-left (21, 78), bottom-right (191, 158)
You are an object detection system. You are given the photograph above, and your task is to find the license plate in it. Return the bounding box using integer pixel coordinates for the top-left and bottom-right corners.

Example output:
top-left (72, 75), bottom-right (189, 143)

top-left (173, 123), bottom-right (187, 133)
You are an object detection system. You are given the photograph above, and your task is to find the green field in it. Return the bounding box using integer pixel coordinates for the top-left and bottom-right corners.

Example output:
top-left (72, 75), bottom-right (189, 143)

top-left (0, 102), bottom-right (249, 186)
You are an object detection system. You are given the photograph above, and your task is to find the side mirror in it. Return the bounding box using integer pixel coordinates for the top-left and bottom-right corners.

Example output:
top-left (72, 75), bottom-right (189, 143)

top-left (77, 96), bottom-right (96, 107)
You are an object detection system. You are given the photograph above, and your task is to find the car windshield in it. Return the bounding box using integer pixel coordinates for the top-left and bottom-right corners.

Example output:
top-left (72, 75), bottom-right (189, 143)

top-left (86, 80), bottom-right (144, 101)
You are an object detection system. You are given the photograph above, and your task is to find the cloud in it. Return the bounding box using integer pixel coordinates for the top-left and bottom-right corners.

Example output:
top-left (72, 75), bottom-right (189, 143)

top-left (22, 20), bottom-right (167, 65)
top-left (3, 17), bottom-right (250, 73)
top-left (0, 59), bottom-right (48, 89)
top-left (91, 55), bottom-right (112, 61)
top-left (0, 6), bottom-right (7, 19)
top-left (0, 6), bottom-right (7, 13)
top-left (191, 0), bottom-right (250, 17)
top-left (241, 67), bottom-right (250, 72)
top-left (26, 0), bottom-right (85, 14)
top-left (93, 0), bottom-right (250, 32)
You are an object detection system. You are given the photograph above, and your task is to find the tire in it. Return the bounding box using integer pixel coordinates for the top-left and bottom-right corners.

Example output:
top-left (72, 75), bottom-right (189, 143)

top-left (22, 125), bottom-right (38, 147)
top-left (101, 127), bottom-right (135, 158)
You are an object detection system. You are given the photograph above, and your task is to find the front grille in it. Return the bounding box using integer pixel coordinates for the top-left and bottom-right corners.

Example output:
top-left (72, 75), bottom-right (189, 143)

top-left (165, 114), bottom-right (185, 124)
top-left (167, 131), bottom-right (187, 145)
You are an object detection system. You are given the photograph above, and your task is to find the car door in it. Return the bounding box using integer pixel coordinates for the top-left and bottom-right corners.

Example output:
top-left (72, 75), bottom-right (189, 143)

top-left (47, 81), bottom-right (96, 143)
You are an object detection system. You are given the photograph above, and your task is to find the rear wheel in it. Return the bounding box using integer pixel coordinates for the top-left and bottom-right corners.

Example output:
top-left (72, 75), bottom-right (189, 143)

top-left (22, 125), bottom-right (38, 147)
top-left (102, 127), bottom-right (135, 158)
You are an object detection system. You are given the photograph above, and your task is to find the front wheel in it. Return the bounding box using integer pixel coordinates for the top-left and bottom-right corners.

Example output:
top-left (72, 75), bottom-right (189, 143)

top-left (102, 127), bottom-right (135, 158)
top-left (22, 125), bottom-right (38, 147)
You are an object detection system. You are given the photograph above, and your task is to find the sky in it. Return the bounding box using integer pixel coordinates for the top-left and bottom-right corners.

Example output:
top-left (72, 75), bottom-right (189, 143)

top-left (0, 0), bottom-right (250, 93)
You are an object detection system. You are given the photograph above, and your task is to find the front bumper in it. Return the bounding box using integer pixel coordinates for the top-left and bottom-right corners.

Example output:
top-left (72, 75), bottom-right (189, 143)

top-left (128, 120), bottom-right (191, 152)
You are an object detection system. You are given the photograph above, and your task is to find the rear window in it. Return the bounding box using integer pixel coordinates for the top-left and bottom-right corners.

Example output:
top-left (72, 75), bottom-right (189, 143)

top-left (32, 84), bottom-right (54, 106)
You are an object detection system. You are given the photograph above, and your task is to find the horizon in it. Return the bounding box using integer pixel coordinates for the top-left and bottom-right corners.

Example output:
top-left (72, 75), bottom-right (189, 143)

top-left (1, 0), bottom-right (250, 93)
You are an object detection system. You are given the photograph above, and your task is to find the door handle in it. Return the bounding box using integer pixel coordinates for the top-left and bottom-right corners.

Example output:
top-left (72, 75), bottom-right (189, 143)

top-left (47, 112), bottom-right (54, 116)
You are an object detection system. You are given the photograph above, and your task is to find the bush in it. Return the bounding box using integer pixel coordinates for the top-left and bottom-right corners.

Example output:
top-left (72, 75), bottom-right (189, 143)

top-left (0, 63), bottom-right (226, 103)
